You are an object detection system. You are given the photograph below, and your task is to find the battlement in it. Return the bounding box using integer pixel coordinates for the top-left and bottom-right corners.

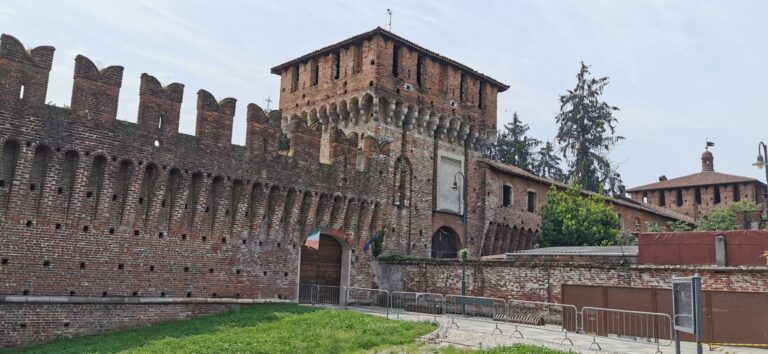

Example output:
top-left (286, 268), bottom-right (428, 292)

top-left (0, 34), bottom-right (55, 108)
top-left (71, 54), bottom-right (124, 122)
top-left (138, 74), bottom-right (184, 144)
top-left (0, 33), bottom-right (399, 168)
top-left (273, 27), bottom-right (507, 134)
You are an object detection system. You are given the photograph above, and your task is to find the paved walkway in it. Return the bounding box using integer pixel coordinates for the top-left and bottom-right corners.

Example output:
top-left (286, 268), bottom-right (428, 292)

top-left (342, 306), bottom-right (768, 354)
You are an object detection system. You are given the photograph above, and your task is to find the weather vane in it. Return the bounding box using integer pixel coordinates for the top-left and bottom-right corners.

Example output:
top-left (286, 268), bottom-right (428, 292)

top-left (387, 9), bottom-right (392, 31)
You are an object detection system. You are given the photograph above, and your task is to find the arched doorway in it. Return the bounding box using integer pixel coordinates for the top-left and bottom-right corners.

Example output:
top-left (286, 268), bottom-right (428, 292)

top-left (298, 234), bottom-right (350, 304)
top-left (300, 234), bottom-right (342, 286)
top-left (431, 227), bottom-right (459, 258)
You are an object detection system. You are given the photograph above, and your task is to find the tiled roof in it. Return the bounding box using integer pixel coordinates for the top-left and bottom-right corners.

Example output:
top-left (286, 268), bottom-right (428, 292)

top-left (627, 171), bottom-right (763, 192)
top-left (479, 159), bottom-right (696, 223)
top-left (270, 27), bottom-right (509, 92)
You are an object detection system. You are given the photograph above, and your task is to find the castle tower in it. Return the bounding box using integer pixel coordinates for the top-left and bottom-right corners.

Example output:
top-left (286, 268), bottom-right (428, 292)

top-left (271, 27), bottom-right (508, 257)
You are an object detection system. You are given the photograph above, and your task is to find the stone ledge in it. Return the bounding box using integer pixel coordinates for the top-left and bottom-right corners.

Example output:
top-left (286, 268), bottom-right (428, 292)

top-left (0, 295), bottom-right (295, 305)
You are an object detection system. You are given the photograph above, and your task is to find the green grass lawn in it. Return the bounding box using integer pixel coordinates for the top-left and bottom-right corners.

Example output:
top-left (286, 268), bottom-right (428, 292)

top-left (2, 304), bottom-right (563, 354)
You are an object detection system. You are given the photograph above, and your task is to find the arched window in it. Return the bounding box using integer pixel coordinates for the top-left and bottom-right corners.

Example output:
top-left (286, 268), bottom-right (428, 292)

top-left (431, 227), bottom-right (458, 258)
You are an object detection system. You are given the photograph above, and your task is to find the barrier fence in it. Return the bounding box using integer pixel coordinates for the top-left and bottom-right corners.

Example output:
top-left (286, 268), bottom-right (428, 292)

top-left (298, 284), bottom-right (673, 350)
top-left (504, 298), bottom-right (579, 345)
top-left (390, 291), bottom-right (445, 321)
top-left (444, 295), bottom-right (507, 334)
top-left (581, 307), bottom-right (673, 352)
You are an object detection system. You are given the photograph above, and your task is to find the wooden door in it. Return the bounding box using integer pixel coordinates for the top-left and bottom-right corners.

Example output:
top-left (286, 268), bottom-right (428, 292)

top-left (299, 234), bottom-right (342, 286)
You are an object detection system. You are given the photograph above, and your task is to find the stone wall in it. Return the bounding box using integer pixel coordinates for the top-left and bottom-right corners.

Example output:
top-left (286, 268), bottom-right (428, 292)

top-left (374, 258), bottom-right (768, 303)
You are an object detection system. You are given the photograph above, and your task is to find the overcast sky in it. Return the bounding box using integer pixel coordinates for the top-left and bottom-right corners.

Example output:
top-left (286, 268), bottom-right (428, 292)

top-left (1, 0), bottom-right (766, 188)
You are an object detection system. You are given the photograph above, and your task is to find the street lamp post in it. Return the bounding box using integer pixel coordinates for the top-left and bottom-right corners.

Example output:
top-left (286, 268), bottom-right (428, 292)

top-left (753, 142), bottom-right (768, 218)
top-left (452, 171), bottom-right (468, 299)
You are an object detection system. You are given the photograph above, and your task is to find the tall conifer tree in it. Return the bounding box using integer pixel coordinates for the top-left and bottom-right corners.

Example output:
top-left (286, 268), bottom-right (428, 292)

top-left (486, 112), bottom-right (540, 171)
top-left (555, 62), bottom-right (624, 193)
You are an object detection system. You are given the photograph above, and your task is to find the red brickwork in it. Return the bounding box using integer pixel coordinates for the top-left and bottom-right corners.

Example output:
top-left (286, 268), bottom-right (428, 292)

top-left (377, 259), bottom-right (768, 303)
top-left (628, 151), bottom-right (766, 220)
top-left (0, 301), bottom-right (240, 348)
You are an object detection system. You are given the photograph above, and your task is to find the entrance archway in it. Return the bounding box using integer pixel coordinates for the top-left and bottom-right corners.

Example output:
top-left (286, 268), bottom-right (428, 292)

top-left (431, 226), bottom-right (459, 258)
top-left (300, 234), bottom-right (342, 286)
top-left (298, 234), bottom-right (350, 304)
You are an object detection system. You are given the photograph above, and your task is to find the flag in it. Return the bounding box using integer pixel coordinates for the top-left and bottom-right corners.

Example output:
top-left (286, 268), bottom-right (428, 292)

top-left (363, 229), bottom-right (381, 254)
top-left (304, 228), bottom-right (320, 250)
top-left (706, 141), bottom-right (715, 147)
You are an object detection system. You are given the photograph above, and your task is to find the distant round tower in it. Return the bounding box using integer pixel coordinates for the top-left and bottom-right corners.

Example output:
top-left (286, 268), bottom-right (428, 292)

top-left (702, 149), bottom-right (714, 172)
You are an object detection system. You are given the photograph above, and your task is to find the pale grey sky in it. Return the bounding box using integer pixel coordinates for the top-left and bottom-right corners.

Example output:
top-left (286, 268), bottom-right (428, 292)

top-left (1, 0), bottom-right (766, 188)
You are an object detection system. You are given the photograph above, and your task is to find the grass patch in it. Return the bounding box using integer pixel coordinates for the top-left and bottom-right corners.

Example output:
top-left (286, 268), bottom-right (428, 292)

top-left (3, 304), bottom-right (436, 354)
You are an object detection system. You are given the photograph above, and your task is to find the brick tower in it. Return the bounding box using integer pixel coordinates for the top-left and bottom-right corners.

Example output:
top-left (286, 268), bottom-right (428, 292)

top-left (271, 28), bottom-right (509, 256)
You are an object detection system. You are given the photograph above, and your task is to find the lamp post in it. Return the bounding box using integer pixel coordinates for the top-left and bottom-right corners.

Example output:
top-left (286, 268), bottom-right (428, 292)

top-left (753, 142), bottom-right (768, 217)
top-left (452, 171), bottom-right (468, 299)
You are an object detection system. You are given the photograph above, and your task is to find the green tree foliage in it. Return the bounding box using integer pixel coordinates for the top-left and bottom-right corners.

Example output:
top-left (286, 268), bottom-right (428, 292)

top-left (695, 200), bottom-right (763, 231)
top-left (533, 141), bottom-right (566, 181)
top-left (539, 184), bottom-right (622, 247)
top-left (555, 62), bottom-right (624, 194)
top-left (486, 112), bottom-right (540, 171)
top-left (645, 220), bottom-right (693, 232)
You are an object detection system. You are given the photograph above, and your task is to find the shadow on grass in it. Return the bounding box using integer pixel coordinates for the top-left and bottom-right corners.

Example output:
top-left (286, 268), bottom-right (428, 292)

top-left (3, 304), bottom-right (318, 354)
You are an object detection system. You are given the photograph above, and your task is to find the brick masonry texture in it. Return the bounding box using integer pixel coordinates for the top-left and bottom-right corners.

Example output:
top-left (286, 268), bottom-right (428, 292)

top-left (0, 302), bottom-right (239, 348)
top-left (375, 259), bottom-right (768, 304)
top-left (627, 151), bottom-right (766, 220)
top-left (0, 29), bottom-right (689, 347)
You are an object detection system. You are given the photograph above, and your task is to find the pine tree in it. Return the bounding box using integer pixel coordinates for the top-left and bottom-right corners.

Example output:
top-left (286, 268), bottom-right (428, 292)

top-left (555, 62), bottom-right (624, 193)
top-left (533, 141), bottom-right (565, 181)
top-left (486, 112), bottom-right (540, 171)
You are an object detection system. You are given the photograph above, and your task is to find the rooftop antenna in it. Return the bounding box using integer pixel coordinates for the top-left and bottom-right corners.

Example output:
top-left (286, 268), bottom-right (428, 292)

top-left (265, 95), bottom-right (273, 112)
top-left (387, 9), bottom-right (392, 31)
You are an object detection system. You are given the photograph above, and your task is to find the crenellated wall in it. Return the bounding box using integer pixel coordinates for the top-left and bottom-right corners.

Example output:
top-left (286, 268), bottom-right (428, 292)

top-left (0, 34), bottom-right (392, 304)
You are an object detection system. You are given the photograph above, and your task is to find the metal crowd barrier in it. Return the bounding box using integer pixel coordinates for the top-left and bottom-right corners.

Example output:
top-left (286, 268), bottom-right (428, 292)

top-left (345, 287), bottom-right (390, 318)
top-left (444, 295), bottom-right (507, 334)
top-left (504, 298), bottom-right (579, 345)
top-left (297, 284), bottom-right (344, 306)
top-left (296, 284), bottom-right (673, 351)
top-left (298, 283), bottom-right (317, 304)
top-left (389, 291), bottom-right (444, 321)
top-left (581, 306), bottom-right (673, 352)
